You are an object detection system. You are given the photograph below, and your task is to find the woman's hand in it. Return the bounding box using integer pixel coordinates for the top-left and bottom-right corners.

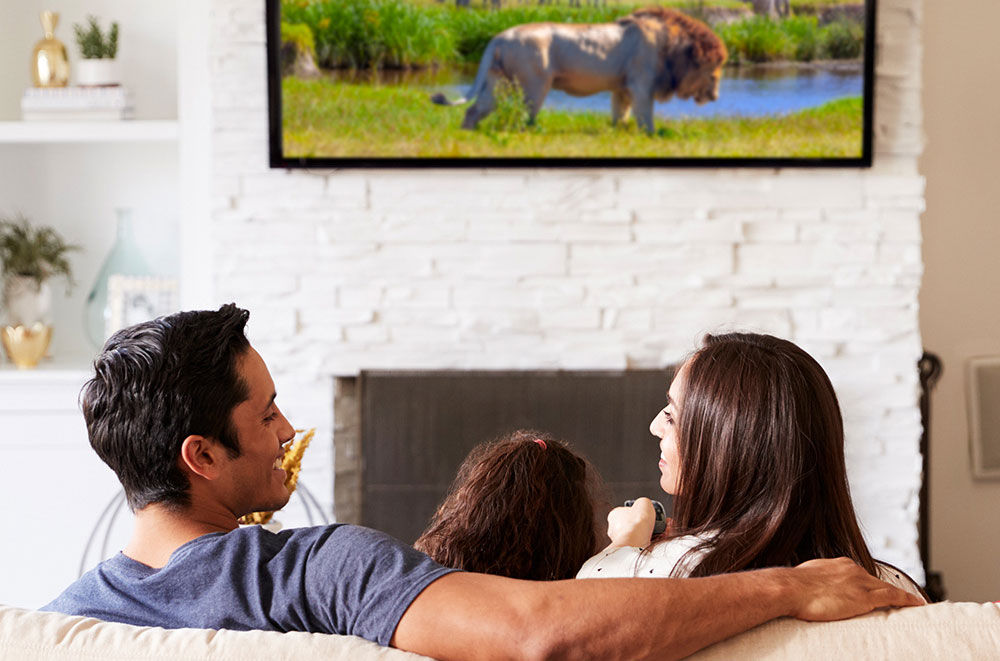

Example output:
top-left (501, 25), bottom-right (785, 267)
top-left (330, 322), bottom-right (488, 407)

top-left (606, 497), bottom-right (656, 548)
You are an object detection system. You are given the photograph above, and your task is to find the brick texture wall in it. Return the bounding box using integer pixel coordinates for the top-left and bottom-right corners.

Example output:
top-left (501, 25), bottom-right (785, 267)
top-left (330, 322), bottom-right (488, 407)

top-left (210, 0), bottom-right (925, 581)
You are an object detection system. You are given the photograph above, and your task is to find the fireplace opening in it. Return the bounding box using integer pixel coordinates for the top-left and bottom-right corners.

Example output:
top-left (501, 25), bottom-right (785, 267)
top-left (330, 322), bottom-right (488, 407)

top-left (339, 369), bottom-right (675, 544)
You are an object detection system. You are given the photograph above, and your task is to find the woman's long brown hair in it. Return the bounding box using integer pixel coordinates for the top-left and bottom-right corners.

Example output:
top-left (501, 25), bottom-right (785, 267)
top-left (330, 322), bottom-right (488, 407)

top-left (414, 430), bottom-right (603, 581)
top-left (669, 332), bottom-right (878, 577)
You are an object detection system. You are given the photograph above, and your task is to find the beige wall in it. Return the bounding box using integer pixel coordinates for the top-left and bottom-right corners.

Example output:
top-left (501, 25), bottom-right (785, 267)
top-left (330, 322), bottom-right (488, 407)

top-left (921, 1), bottom-right (1000, 601)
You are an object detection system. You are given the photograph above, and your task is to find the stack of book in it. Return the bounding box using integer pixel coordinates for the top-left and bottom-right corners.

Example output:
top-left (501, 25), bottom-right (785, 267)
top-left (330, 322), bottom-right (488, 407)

top-left (21, 86), bottom-right (134, 121)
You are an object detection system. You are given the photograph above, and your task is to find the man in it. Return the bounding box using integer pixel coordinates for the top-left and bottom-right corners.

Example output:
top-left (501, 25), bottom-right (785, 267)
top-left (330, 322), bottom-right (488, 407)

top-left (45, 304), bottom-right (922, 660)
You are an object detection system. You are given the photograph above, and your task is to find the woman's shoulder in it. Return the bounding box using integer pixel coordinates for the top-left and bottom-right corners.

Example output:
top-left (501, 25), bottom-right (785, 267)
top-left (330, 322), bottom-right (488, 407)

top-left (637, 535), bottom-right (708, 578)
top-left (576, 545), bottom-right (644, 579)
top-left (874, 560), bottom-right (929, 603)
top-left (576, 534), bottom-right (709, 579)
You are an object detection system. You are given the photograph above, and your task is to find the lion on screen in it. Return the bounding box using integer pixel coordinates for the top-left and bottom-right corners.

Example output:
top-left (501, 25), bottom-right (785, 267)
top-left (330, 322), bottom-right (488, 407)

top-left (431, 7), bottom-right (728, 134)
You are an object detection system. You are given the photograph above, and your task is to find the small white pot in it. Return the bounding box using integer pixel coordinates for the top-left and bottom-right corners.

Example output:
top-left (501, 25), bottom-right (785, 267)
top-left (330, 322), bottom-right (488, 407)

top-left (2, 276), bottom-right (52, 327)
top-left (76, 58), bottom-right (120, 86)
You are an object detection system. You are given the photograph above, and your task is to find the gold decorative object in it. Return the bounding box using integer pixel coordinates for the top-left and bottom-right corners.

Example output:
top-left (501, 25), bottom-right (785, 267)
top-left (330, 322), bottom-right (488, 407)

top-left (239, 428), bottom-right (316, 526)
top-left (1, 323), bottom-right (52, 369)
top-left (32, 11), bottom-right (70, 88)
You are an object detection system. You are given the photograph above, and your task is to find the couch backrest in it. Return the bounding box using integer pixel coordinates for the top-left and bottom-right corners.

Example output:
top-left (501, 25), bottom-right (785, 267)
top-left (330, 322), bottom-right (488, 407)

top-left (4, 602), bottom-right (999, 660)
top-left (689, 601), bottom-right (1000, 660)
top-left (0, 605), bottom-right (431, 661)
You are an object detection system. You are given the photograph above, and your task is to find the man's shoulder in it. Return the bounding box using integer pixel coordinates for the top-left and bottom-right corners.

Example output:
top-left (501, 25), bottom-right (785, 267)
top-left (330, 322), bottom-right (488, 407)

top-left (223, 522), bottom-right (391, 552)
top-left (42, 523), bottom-right (455, 638)
top-left (39, 524), bottom-right (360, 627)
top-left (41, 554), bottom-right (135, 619)
top-left (182, 523), bottom-right (349, 554)
top-left (188, 523), bottom-right (433, 575)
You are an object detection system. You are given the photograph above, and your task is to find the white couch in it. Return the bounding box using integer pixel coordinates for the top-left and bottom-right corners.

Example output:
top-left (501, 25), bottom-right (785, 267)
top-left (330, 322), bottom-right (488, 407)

top-left (3, 601), bottom-right (999, 660)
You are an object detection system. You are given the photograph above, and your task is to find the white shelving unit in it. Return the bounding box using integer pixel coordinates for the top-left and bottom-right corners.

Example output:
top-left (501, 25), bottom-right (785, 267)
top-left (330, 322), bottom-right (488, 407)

top-left (1, 0), bottom-right (184, 367)
top-left (0, 0), bottom-right (211, 607)
top-left (0, 120), bottom-right (179, 143)
top-left (0, 0), bottom-right (210, 366)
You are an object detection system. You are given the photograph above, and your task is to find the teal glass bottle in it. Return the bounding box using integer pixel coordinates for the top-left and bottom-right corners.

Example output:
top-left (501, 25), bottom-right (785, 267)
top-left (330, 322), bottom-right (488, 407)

top-left (84, 208), bottom-right (151, 349)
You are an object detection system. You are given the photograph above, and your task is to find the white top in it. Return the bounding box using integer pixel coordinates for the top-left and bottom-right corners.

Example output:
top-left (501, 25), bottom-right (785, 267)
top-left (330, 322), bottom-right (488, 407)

top-left (577, 534), bottom-right (710, 579)
top-left (577, 536), bottom-right (927, 602)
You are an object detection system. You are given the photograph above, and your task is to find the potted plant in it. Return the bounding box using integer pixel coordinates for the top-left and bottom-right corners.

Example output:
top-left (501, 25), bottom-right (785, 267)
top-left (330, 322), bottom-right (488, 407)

top-left (73, 15), bottom-right (119, 86)
top-left (0, 215), bottom-right (77, 329)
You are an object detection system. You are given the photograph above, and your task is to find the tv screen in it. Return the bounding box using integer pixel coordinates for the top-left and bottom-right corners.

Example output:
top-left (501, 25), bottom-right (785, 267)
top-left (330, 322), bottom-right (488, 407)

top-left (267, 0), bottom-right (876, 168)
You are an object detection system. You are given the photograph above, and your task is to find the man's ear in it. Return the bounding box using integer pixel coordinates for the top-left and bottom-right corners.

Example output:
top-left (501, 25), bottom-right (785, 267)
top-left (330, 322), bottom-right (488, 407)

top-left (179, 435), bottom-right (225, 480)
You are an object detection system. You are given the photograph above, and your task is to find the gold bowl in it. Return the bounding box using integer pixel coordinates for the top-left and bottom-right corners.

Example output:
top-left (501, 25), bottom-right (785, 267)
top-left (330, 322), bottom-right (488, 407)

top-left (1, 323), bottom-right (52, 369)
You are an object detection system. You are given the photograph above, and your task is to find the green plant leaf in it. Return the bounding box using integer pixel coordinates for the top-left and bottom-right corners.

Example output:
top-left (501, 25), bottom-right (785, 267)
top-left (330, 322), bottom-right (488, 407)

top-left (0, 215), bottom-right (79, 291)
top-left (73, 15), bottom-right (118, 59)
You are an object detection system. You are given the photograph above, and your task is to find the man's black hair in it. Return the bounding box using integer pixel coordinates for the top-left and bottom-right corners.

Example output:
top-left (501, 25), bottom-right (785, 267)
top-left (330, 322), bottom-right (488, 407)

top-left (82, 304), bottom-right (251, 511)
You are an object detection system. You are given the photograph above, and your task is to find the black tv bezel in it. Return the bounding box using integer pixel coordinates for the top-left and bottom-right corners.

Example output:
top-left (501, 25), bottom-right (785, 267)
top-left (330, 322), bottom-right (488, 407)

top-left (266, 0), bottom-right (876, 169)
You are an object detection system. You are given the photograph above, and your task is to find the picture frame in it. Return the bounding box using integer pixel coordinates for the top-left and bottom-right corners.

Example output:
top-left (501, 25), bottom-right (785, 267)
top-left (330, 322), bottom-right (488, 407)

top-left (105, 275), bottom-right (179, 340)
top-left (967, 356), bottom-right (1000, 480)
top-left (267, 0), bottom-right (876, 168)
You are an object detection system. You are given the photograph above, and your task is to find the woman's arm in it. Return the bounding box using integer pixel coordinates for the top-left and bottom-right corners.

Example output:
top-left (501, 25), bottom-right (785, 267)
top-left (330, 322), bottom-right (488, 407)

top-left (392, 557), bottom-right (924, 661)
top-left (874, 560), bottom-right (930, 603)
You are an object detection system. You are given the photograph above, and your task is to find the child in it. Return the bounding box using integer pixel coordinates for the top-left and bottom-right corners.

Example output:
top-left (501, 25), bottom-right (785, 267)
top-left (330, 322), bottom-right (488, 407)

top-left (415, 430), bottom-right (606, 581)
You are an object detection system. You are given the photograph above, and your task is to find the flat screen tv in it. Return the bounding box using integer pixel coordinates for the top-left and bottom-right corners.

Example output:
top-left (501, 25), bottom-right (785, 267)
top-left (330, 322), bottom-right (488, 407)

top-left (267, 0), bottom-right (876, 168)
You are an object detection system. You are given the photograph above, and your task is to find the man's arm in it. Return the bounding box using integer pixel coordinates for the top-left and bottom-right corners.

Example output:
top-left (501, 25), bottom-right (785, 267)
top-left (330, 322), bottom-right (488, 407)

top-left (392, 557), bottom-right (924, 661)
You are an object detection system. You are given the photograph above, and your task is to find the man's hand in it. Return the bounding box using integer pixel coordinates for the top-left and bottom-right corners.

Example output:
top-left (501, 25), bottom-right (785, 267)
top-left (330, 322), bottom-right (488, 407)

top-left (782, 557), bottom-right (924, 621)
top-left (607, 497), bottom-right (656, 548)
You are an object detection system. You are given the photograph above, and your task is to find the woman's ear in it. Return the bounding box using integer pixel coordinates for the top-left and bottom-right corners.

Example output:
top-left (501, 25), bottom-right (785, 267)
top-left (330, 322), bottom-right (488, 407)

top-left (179, 435), bottom-right (223, 480)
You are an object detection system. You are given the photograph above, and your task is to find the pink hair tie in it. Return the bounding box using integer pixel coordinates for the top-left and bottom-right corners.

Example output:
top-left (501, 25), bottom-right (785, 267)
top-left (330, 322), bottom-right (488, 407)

top-left (533, 439), bottom-right (547, 450)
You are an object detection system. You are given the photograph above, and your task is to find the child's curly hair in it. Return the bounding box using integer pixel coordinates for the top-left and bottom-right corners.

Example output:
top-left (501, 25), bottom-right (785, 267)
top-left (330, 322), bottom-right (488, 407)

top-left (415, 430), bottom-right (605, 581)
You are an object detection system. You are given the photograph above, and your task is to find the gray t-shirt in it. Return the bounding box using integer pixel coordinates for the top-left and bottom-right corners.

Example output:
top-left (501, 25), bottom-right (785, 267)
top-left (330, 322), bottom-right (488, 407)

top-left (43, 524), bottom-right (456, 645)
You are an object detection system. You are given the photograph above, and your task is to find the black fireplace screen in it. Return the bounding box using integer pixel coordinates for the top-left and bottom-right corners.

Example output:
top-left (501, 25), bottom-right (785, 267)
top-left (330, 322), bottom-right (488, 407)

top-left (360, 369), bottom-right (674, 544)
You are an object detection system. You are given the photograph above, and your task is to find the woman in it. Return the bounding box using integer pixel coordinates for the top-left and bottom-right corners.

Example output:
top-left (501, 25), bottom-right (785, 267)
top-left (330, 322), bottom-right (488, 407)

top-left (577, 332), bottom-right (925, 600)
top-left (415, 429), bottom-right (605, 581)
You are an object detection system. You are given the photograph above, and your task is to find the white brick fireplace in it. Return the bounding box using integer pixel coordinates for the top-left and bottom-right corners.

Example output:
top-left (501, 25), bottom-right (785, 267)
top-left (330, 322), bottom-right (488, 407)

top-left (209, 0), bottom-right (926, 581)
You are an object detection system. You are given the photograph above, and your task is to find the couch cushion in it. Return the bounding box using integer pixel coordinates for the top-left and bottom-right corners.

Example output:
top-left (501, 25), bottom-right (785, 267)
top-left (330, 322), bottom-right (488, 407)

top-left (0, 605), bottom-right (431, 661)
top-left (690, 601), bottom-right (1000, 660)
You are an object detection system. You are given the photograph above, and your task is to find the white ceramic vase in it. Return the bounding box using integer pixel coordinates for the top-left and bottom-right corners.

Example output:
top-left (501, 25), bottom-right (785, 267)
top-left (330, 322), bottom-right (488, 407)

top-left (76, 58), bottom-right (119, 86)
top-left (2, 276), bottom-right (52, 327)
